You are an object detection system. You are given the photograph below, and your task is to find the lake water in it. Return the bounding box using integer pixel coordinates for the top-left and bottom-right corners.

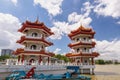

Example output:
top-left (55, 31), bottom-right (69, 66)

top-left (87, 65), bottom-right (120, 80)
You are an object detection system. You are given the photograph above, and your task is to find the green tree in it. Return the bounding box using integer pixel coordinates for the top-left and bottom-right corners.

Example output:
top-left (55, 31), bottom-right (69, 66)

top-left (105, 60), bottom-right (112, 64)
top-left (54, 54), bottom-right (70, 63)
top-left (0, 55), bottom-right (10, 61)
top-left (95, 59), bottom-right (105, 65)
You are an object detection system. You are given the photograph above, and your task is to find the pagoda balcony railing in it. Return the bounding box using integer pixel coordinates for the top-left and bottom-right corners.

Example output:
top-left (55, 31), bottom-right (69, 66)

top-left (24, 48), bottom-right (41, 52)
top-left (74, 51), bottom-right (92, 54)
top-left (26, 36), bottom-right (43, 39)
top-left (24, 48), bottom-right (51, 53)
top-left (25, 36), bottom-right (51, 42)
top-left (17, 36), bottom-right (53, 45)
top-left (69, 41), bottom-right (96, 48)
top-left (80, 65), bottom-right (95, 69)
top-left (72, 40), bottom-right (92, 44)
top-left (82, 51), bottom-right (92, 54)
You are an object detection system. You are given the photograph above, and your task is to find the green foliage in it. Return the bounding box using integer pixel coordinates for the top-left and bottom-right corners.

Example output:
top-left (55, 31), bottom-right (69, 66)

top-left (114, 61), bottom-right (120, 64)
top-left (105, 60), bottom-right (113, 64)
top-left (54, 54), bottom-right (70, 63)
top-left (0, 55), bottom-right (10, 61)
top-left (95, 59), bottom-right (105, 65)
top-left (95, 59), bottom-right (120, 65)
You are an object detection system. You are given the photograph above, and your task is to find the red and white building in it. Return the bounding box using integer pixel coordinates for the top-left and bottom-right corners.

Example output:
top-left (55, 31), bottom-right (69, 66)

top-left (66, 26), bottom-right (99, 74)
top-left (14, 19), bottom-right (55, 65)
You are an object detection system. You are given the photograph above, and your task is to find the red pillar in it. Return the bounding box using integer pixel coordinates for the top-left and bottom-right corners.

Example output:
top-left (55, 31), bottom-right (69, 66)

top-left (92, 57), bottom-right (94, 65)
top-left (48, 57), bottom-right (50, 65)
top-left (81, 57), bottom-right (83, 63)
top-left (21, 55), bottom-right (24, 64)
top-left (18, 56), bottom-right (20, 63)
top-left (39, 55), bottom-right (42, 65)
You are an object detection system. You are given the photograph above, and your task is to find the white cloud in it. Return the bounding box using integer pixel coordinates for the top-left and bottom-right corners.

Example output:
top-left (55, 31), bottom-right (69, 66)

top-left (50, 21), bottom-right (69, 39)
top-left (81, 2), bottom-right (93, 17)
top-left (50, 12), bottom-right (92, 40)
top-left (11, 0), bottom-right (17, 6)
top-left (94, 0), bottom-right (120, 18)
top-left (0, 13), bottom-right (22, 52)
top-left (117, 21), bottom-right (120, 24)
top-left (53, 48), bottom-right (61, 54)
top-left (94, 39), bottom-right (120, 60)
top-left (50, 1), bottom-right (93, 40)
top-left (34, 0), bottom-right (63, 16)
top-left (68, 12), bottom-right (82, 23)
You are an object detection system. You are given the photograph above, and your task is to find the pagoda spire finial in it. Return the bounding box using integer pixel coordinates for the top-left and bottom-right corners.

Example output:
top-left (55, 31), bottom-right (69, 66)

top-left (79, 21), bottom-right (82, 26)
top-left (79, 21), bottom-right (84, 29)
top-left (35, 16), bottom-right (39, 23)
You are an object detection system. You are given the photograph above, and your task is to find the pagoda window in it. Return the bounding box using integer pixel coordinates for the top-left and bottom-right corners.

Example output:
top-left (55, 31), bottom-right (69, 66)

top-left (83, 38), bottom-right (86, 41)
top-left (41, 45), bottom-right (44, 49)
top-left (30, 45), bottom-right (37, 50)
top-left (24, 30), bottom-right (28, 33)
top-left (76, 38), bottom-right (79, 41)
top-left (32, 32), bottom-right (38, 37)
top-left (77, 48), bottom-right (80, 52)
top-left (84, 48), bottom-right (87, 52)
top-left (85, 60), bottom-right (87, 64)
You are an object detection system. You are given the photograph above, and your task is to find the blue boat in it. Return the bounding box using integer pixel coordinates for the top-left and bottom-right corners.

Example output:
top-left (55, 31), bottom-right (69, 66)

top-left (6, 66), bottom-right (91, 80)
top-left (6, 70), bottom-right (26, 80)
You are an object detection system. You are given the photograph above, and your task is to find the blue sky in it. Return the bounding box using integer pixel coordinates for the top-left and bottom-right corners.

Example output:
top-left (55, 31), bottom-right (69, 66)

top-left (0, 0), bottom-right (120, 60)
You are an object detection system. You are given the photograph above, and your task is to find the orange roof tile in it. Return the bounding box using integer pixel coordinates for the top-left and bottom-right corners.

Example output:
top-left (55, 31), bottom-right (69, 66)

top-left (68, 41), bottom-right (96, 48)
top-left (17, 36), bottom-right (53, 46)
top-left (14, 48), bottom-right (55, 57)
top-left (18, 20), bottom-right (54, 35)
top-left (66, 52), bottom-right (99, 57)
top-left (68, 26), bottom-right (95, 39)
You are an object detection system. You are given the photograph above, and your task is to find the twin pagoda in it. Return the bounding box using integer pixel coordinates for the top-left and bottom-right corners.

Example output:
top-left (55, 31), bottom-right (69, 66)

top-left (14, 19), bottom-right (99, 74)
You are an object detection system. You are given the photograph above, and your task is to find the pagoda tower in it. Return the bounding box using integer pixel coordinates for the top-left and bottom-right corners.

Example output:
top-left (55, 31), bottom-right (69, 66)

top-left (14, 19), bottom-right (55, 65)
top-left (66, 26), bottom-right (99, 74)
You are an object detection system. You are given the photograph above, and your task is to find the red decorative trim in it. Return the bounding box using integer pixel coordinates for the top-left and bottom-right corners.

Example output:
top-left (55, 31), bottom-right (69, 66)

top-left (18, 20), bottom-right (54, 35)
top-left (68, 26), bottom-right (95, 39)
top-left (68, 41), bottom-right (96, 48)
top-left (17, 36), bottom-right (53, 46)
top-left (66, 52), bottom-right (99, 57)
top-left (14, 48), bottom-right (55, 57)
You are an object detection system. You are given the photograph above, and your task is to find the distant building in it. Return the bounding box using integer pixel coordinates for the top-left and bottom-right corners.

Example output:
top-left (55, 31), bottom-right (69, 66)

top-left (1, 49), bottom-right (14, 56)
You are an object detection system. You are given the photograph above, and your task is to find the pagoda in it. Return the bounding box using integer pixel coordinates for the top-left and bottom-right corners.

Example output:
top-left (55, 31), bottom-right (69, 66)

top-left (66, 26), bottom-right (99, 74)
top-left (14, 19), bottom-right (55, 65)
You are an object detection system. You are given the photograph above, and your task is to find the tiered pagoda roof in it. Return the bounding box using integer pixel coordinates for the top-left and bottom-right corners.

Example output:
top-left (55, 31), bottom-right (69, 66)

top-left (18, 20), bottom-right (54, 35)
top-left (14, 48), bottom-right (55, 57)
top-left (17, 36), bottom-right (53, 46)
top-left (66, 52), bottom-right (99, 57)
top-left (68, 26), bottom-right (95, 39)
top-left (68, 41), bottom-right (96, 48)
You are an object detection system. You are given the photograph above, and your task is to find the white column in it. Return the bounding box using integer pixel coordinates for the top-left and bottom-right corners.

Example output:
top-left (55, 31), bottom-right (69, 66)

top-left (6, 59), bottom-right (9, 65)
top-left (40, 61), bottom-right (43, 65)
top-left (90, 68), bottom-right (94, 74)
top-left (81, 69), bottom-right (83, 74)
